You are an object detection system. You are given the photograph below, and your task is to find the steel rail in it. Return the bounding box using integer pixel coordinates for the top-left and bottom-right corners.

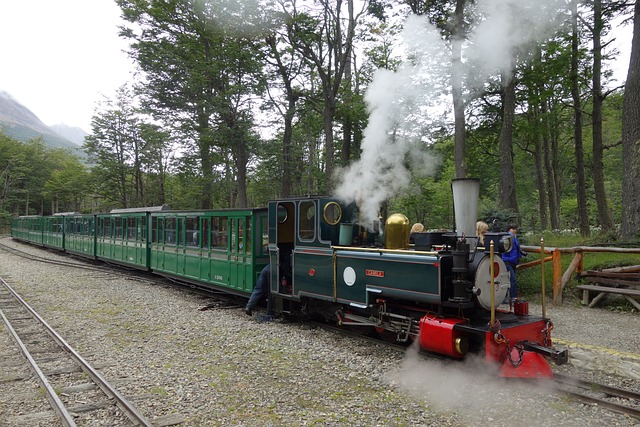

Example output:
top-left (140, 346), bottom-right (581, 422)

top-left (0, 277), bottom-right (155, 427)
top-left (554, 373), bottom-right (640, 419)
top-left (0, 241), bottom-right (100, 271)
top-left (0, 280), bottom-right (77, 426)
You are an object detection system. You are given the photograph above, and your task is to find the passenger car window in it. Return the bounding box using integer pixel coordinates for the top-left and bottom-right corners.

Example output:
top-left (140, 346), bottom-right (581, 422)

top-left (211, 217), bottom-right (228, 250)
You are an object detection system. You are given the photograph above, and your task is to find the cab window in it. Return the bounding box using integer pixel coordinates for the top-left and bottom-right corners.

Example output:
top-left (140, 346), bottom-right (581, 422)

top-left (298, 201), bottom-right (316, 241)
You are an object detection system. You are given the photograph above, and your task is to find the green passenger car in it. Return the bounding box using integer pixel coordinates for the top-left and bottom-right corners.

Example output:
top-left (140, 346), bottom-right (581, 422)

top-left (11, 216), bottom-right (43, 244)
top-left (95, 207), bottom-right (168, 270)
top-left (63, 214), bottom-right (96, 258)
top-left (149, 208), bottom-right (269, 296)
top-left (43, 214), bottom-right (66, 250)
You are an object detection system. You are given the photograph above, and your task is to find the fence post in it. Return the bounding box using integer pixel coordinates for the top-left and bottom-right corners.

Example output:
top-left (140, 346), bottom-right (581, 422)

top-left (553, 249), bottom-right (563, 305)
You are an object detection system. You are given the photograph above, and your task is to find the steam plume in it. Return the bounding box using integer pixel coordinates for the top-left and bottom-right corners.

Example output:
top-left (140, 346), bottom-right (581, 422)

top-left (334, 0), bottom-right (566, 228)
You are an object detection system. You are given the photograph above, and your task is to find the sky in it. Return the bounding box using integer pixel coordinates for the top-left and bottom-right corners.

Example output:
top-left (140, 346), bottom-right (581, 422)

top-left (0, 1), bottom-right (634, 133)
top-left (0, 0), bottom-right (134, 132)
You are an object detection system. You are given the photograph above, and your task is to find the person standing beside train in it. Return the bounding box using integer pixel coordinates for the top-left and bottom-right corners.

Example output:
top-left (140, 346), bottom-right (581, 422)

top-left (245, 264), bottom-right (273, 317)
top-left (502, 224), bottom-right (526, 302)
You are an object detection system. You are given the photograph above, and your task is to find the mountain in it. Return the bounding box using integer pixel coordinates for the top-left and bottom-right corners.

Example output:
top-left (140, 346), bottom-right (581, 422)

top-left (0, 91), bottom-right (86, 154)
top-left (50, 123), bottom-right (88, 146)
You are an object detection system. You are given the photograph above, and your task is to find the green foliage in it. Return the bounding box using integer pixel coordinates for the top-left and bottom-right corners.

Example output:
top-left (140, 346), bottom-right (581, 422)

top-left (477, 208), bottom-right (519, 233)
top-left (0, 131), bottom-right (88, 216)
top-left (0, 211), bottom-right (11, 233)
top-left (4, 1), bottom-right (631, 231)
top-left (516, 231), bottom-right (640, 304)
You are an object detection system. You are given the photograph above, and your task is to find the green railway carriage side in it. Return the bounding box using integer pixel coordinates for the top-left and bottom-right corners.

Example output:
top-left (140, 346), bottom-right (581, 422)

top-left (63, 214), bottom-right (97, 259)
top-left (11, 216), bottom-right (43, 244)
top-left (149, 208), bottom-right (269, 296)
top-left (96, 211), bottom-right (153, 270)
top-left (43, 215), bottom-right (65, 250)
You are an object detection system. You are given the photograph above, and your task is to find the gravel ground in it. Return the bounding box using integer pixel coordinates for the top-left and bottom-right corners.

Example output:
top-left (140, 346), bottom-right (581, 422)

top-left (1, 236), bottom-right (639, 427)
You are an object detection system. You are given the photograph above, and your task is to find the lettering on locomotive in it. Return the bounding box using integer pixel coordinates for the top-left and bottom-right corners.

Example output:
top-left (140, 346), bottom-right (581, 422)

top-left (365, 269), bottom-right (385, 278)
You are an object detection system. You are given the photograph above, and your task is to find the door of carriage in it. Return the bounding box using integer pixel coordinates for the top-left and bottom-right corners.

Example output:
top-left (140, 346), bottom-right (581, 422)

top-left (229, 216), bottom-right (248, 292)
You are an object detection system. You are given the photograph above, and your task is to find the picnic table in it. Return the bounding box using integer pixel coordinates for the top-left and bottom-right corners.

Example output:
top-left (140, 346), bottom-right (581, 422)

top-left (577, 265), bottom-right (640, 310)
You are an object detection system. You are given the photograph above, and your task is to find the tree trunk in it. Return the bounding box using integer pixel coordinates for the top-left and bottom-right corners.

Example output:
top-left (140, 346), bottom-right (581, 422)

top-left (591, 0), bottom-right (614, 232)
top-left (235, 141), bottom-right (248, 208)
top-left (621, 0), bottom-right (640, 239)
top-left (341, 2), bottom-right (355, 167)
top-left (543, 130), bottom-right (560, 230)
top-left (571, 0), bottom-right (590, 237)
top-left (342, 53), bottom-right (353, 166)
top-left (533, 128), bottom-right (548, 230)
top-left (451, 0), bottom-right (467, 179)
top-left (323, 101), bottom-right (335, 194)
top-left (533, 64), bottom-right (549, 230)
top-left (498, 70), bottom-right (518, 212)
top-left (197, 108), bottom-right (213, 210)
top-left (281, 106), bottom-right (294, 197)
top-left (543, 102), bottom-right (561, 230)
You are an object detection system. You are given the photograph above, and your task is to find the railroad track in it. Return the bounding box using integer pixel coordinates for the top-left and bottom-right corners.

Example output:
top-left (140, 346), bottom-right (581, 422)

top-left (554, 373), bottom-right (640, 420)
top-left (0, 240), bottom-right (245, 305)
top-left (4, 238), bottom-right (639, 422)
top-left (0, 276), bottom-right (153, 426)
top-left (0, 242), bottom-right (104, 272)
top-left (310, 318), bottom-right (640, 420)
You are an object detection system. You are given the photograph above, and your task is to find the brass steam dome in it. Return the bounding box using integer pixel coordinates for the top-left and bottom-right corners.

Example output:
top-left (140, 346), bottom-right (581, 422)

top-left (385, 213), bottom-right (410, 250)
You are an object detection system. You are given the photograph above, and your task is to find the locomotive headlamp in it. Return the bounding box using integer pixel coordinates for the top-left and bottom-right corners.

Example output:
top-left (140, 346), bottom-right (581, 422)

top-left (483, 232), bottom-right (513, 254)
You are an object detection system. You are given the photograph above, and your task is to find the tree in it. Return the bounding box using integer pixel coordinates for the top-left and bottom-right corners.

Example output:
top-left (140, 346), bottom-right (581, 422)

top-left (85, 87), bottom-right (144, 207)
top-left (117, 0), bottom-right (265, 208)
top-left (0, 134), bottom-right (27, 216)
top-left (403, 0), bottom-right (468, 178)
top-left (43, 156), bottom-right (91, 213)
top-left (451, 0), bottom-right (468, 179)
top-left (588, 0), bottom-right (615, 232)
top-left (263, 9), bottom-right (311, 197)
top-left (284, 0), bottom-right (364, 192)
top-left (621, 0), bottom-right (640, 239)
top-left (570, 0), bottom-right (590, 237)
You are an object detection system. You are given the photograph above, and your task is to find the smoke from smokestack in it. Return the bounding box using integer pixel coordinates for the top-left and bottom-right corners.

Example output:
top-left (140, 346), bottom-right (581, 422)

top-left (334, 0), bottom-right (566, 228)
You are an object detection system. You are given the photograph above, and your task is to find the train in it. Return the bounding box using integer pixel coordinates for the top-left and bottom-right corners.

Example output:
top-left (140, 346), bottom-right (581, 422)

top-left (10, 178), bottom-right (567, 378)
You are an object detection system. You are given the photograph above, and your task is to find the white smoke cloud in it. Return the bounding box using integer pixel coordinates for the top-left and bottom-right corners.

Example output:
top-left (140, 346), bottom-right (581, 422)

top-left (334, 0), bottom-right (567, 229)
top-left (386, 343), bottom-right (562, 425)
top-left (467, 0), bottom-right (566, 80)
top-left (334, 15), bottom-right (447, 228)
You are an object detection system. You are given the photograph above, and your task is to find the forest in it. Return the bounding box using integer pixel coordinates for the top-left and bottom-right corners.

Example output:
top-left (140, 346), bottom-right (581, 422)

top-left (1, 0), bottom-right (639, 241)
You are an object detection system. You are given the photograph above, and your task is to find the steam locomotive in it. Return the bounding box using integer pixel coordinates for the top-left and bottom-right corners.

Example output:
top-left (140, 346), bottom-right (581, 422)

top-left (11, 178), bottom-right (567, 378)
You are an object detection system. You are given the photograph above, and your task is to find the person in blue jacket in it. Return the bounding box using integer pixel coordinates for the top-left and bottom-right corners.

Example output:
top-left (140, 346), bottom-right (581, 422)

top-left (245, 264), bottom-right (273, 316)
top-left (502, 224), bottom-right (527, 302)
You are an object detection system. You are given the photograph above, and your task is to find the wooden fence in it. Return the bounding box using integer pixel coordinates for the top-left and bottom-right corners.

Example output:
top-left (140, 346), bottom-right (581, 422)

top-left (518, 244), bottom-right (640, 305)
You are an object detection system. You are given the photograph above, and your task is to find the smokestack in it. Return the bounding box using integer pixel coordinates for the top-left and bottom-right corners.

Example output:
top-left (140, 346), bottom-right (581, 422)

top-left (451, 178), bottom-right (480, 251)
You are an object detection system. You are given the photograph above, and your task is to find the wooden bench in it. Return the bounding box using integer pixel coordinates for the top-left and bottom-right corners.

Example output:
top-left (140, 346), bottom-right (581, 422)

top-left (577, 284), bottom-right (640, 310)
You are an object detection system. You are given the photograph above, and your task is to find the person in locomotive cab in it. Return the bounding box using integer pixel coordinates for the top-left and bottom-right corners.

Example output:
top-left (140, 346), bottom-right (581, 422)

top-left (476, 220), bottom-right (489, 247)
top-left (502, 224), bottom-right (527, 302)
top-left (245, 264), bottom-right (273, 317)
top-left (409, 223), bottom-right (425, 244)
